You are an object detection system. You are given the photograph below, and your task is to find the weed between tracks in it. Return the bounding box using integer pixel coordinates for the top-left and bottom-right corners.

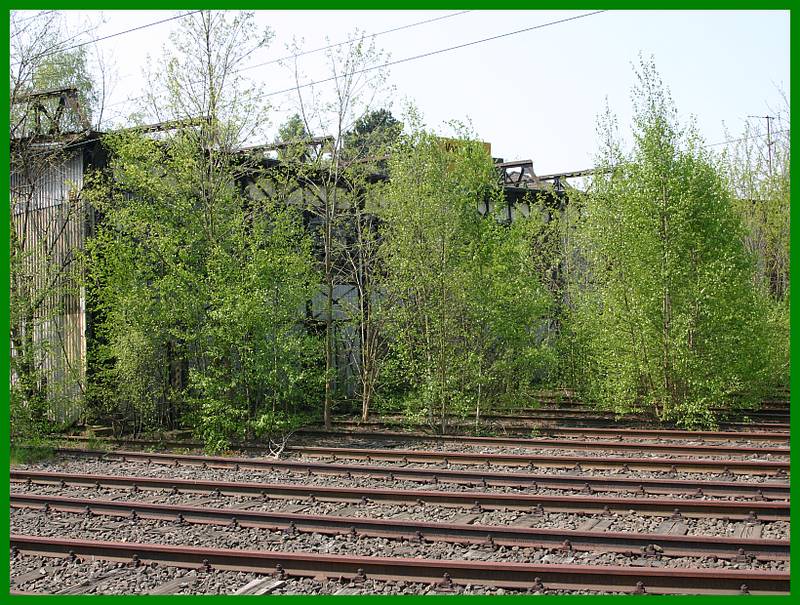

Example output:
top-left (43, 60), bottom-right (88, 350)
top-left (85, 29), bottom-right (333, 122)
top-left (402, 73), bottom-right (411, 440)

top-left (10, 442), bottom-right (56, 465)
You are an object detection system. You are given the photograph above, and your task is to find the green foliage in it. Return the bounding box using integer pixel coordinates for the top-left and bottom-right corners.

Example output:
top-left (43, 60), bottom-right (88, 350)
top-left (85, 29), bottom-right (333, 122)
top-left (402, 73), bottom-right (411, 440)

top-left (10, 442), bottom-right (56, 466)
top-left (378, 115), bottom-right (554, 432)
top-left (278, 114), bottom-right (308, 141)
top-left (15, 11), bottom-right (786, 441)
top-left (569, 59), bottom-right (778, 427)
top-left (276, 113), bottom-right (313, 162)
top-left (83, 11), bottom-right (322, 452)
top-left (343, 108), bottom-right (403, 164)
top-left (724, 108), bottom-right (790, 388)
top-left (85, 129), bottom-right (321, 450)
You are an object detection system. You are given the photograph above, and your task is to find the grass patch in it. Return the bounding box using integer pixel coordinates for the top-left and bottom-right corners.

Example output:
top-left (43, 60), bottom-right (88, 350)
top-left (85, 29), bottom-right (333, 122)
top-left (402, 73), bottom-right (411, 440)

top-left (10, 442), bottom-right (56, 466)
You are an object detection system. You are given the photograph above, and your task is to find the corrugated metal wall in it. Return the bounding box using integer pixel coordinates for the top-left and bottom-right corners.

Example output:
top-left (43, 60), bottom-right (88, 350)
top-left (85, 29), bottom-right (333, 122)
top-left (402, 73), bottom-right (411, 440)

top-left (10, 147), bottom-right (87, 424)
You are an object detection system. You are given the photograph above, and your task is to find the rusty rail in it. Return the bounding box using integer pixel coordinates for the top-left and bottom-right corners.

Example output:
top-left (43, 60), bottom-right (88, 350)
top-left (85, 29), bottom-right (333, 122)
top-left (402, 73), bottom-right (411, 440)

top-left (51, 445), bottom-right (789, 475)
top-left (45, 448), bottom-right (790, 499)
top-left (11, 470), bottom-right (789, 520)
top-left (330, 418), bottom-right (790, 433)
top-left (9, 535), bottom-right (789, 594)
top-left (11, 493), bottom-right (789, 561)
top-left (504, 425), bottom-right (789, 442)
top-left (287, 445), bottom-right (788, 475)
top-left (294, 430), bottom-right (789, 456)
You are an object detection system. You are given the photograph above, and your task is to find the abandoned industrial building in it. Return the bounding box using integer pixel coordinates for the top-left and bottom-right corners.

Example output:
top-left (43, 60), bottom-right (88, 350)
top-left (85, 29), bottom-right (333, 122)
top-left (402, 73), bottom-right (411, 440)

top-left (10, 86), bottom-right (580, 423)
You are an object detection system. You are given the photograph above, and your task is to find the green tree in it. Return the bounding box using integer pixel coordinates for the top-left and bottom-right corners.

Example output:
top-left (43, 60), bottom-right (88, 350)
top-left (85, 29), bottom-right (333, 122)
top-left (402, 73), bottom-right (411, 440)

top-left (571, 60), bottom-right (777, 427)
top-left (379, 115), bottom-right (553, 432)
top-left (276, 113), bottom-right (313, 162)
top-left (86, 11), bottom-right (320, 451)
top-left (343, 108), bottom-right (403, 165)
top-left (282, 31), bottom-right (392, 428)
top-left (724, 109), bottom-right (790, 389)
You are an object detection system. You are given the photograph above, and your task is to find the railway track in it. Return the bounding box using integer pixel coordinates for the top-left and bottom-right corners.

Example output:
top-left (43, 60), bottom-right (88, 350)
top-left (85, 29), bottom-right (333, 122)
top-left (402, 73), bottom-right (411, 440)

top-left (10, 535), bottom-right (788, 594)
top-left (288, 445), bottom-right (788, 474)
top-left (499, 426), bottom-right (789, 442)
top-left (58, 432), bottom-right (789, 457)
top-left (12, 470), bottom-right (790, 520)
top-left (499, 406), bottom-right (789, 422)
top-left (12, 420), bottom-right (792, 596)
top-left (457, 409), bottom-right (790, 423)
top-left (295, 430), bottom-right (789, 456)
top-left (39, 448), bottom-right (791, 499)
top-left (330, 414), bottom-right (790, 432)
top-left (50, 444), bottom-right (790, 476)
top-left (11, 492), bottom-right (789, 561)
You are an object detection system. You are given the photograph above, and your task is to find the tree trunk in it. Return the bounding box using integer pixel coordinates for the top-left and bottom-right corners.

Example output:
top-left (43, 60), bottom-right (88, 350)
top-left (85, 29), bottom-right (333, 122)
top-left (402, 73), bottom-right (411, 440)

top-left (323, 186), bottom-right (335, 430)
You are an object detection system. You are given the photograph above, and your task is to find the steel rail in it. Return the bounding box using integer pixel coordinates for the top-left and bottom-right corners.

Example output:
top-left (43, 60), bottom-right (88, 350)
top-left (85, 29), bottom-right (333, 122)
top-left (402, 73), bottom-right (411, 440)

top-left (11, 493), bottom-right (789, 561)
top-left (512, 426), bottom-right (790, 442)
top-left (44, 447), bottom-right (791, 499)
top-left (11, 470), bottom-right (789, 520)
top-left (293, 429), bottom-right (789, 456)
top-left (362, 409), bottom-right (790, 422)
top-left (9, 535), bottom-right (789, 594)
top-left (499, 404), bottom-right (789, 417)
top-left (56, 432), bottom-right (791, 457)
top-left (51, 445), bottom-right (790, 475)
top-left (53, 423), bottom-right (793, 449)
top-left (506, 394), bottom-right (789, 408)
top-left (286, 445), bottom-right (788, 475)
top-left (430, 409), bottom-right (790, 422)
top-left (54, 433), bottom-right (790, 458)
top-left (331, 417), bottom-right (791, 432)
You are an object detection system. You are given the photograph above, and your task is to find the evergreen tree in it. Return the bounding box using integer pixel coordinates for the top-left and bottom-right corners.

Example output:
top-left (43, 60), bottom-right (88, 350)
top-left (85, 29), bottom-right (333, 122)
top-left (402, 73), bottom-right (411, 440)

top-left (343, 108), bottom-right (403, 164)
top-left (276, 113), bottom-right (312, 161)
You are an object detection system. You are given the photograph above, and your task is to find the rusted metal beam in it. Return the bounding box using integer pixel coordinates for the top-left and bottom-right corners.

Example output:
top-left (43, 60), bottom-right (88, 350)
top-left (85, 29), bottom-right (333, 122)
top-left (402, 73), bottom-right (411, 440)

top-left (119, 117), bottom-right (208, 134)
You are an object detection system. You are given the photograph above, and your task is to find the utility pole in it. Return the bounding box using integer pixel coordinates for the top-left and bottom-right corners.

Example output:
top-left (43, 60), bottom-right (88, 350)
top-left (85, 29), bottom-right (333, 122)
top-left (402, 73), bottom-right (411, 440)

top-left (748, 115), bottom-right (776, 176)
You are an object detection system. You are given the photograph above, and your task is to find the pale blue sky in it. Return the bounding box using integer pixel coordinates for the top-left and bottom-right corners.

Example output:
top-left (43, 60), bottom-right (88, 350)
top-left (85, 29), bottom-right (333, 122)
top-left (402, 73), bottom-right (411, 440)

top-left (19, 9), bottom-right (790, 174)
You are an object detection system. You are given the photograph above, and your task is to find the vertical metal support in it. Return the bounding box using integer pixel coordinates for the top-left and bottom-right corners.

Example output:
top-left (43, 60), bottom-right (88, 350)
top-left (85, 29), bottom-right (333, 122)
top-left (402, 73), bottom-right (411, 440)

top-left (747, 114), bottom-right (776, 176)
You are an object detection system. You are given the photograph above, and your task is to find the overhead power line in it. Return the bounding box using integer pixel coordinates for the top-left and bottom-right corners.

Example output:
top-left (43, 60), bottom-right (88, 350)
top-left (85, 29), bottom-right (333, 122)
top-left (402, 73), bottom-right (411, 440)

top-left (238, 10), bottom-right (472, 73)
top-left (41, 10), bottom-right (203, 58)
top-left (11, 10), bottom-right (57, 25)
top-left (100, 10), bottom-right (606, 124)
top-left (104, 9), bottom-right (474, 110)
top-left (255, 10), bottom-right (608, 100)
top-left (705, 128), bottom-right (789, 148)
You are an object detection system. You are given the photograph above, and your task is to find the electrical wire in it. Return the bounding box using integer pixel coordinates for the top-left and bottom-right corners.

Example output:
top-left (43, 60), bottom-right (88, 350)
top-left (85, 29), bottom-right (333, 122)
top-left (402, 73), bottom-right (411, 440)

top-left (705, 129), bottom-right (789, 148)
top-left (103, 9), bottom-right (475, 110)
top-left (96, 10), bottom-right (608, 136)
top-left (40, 10), bottom-right (203, 58)
top-left (255, 10), bottom-right (608, 100)
top-left (238, 10), bottom-right (472, 74)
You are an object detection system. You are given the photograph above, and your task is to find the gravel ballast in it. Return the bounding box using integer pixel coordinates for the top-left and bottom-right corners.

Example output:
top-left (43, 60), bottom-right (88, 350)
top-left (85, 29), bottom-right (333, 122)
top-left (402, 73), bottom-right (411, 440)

top-left (10, 508), bottom-right (788, 571)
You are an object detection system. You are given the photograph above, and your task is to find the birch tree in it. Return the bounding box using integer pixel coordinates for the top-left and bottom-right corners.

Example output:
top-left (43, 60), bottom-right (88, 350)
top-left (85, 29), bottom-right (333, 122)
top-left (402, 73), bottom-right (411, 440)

top-left (379, 117), bottom-right (553, 432)
top-left (86, 11), bottom-right (319, 451)
top-left (572, 60), bottom-right (777, 427)
top-left (282, 32), bottom-right (391, 428)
